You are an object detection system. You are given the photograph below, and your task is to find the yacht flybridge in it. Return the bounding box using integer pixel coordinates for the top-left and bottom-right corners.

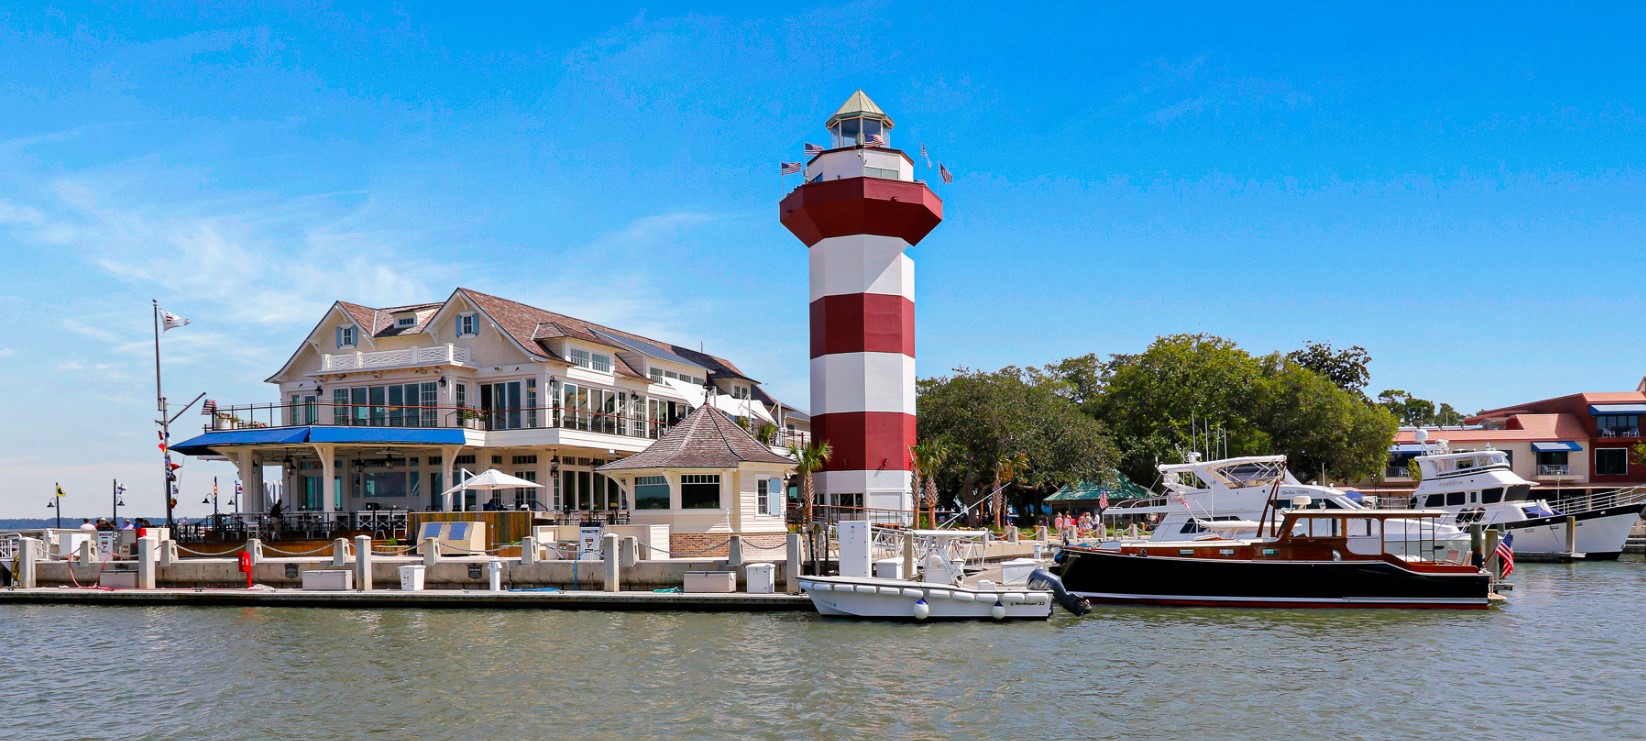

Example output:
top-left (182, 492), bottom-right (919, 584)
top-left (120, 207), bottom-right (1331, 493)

top-left (1407, 433), bottom-right (1646, 560)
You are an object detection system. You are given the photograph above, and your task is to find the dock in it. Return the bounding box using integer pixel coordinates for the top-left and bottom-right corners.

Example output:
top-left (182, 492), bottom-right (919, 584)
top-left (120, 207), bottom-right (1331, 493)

top-left (0, 586), bottom-right (813, 611)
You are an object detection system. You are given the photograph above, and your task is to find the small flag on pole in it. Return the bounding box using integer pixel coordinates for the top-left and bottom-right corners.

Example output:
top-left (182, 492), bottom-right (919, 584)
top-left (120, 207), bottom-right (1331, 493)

top-left (864, 134), bottom-right (886, 148)
top-left (939, 163), bottom-right (953, 183)
top-left (235, 480), bottom-right (243, 496)
top-left (160, 308), bottom-right (191, 331)
top-left (55, 483), bottom-right (66, 498)
top-left (804, 143), bottom-right (824, 157)
top-left (202, 399), bottom-right (217, 415)
top-left (1098, 492), bottom-right (1109, 511)
top-left (1495, 532), bottom-right (1515, 577)
top-left (920, 143), bottom-right (932, 169)
top-left (780, 162), bottom-right (803, 175)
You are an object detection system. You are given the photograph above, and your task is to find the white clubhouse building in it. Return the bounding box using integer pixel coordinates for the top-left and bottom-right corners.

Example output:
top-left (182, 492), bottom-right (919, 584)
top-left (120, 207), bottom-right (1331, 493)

top-left (174, 288), bottom-right (808, 532)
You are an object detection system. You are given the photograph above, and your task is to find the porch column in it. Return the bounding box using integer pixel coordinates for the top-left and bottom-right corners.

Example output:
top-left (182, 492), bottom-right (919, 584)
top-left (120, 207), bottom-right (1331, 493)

top-left (231, 450), bottom-right (256, 514)
top-left (442, 445), bottom-right (462, 512)
top-left (246, 453), bottom-right (266, 516)
top-left (314, 443), bottom-right (337, 514)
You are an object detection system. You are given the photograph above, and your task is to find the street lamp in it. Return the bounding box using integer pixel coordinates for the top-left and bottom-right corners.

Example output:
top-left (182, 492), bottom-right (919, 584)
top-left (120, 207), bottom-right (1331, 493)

top-left (46, 498), bottom-right (60, 529)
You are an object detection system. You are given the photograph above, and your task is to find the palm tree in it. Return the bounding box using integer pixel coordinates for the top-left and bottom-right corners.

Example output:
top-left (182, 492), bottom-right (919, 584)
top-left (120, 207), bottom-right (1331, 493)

top-left (911, 439), bottom-right (950, 528)
top-left (789, 440), bottom-right (833, 525)
top-left (992, 452), bottom-right (1029, 528)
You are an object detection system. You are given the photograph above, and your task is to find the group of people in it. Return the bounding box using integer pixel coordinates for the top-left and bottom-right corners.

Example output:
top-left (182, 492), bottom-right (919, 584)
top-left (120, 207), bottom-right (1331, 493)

top-left (1053, 510), bottom-right (1101, 539)
top-left (78, 518), bottom-right (150, 532)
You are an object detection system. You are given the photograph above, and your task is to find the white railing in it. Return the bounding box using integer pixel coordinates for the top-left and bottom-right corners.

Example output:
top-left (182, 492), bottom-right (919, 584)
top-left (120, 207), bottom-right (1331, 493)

top-left (320, 344), bottom-right (469, 371)
top-left (1546, 485), bottom-right (1646, 515)
top-left (1538, 464), bottom-right (1572, 477)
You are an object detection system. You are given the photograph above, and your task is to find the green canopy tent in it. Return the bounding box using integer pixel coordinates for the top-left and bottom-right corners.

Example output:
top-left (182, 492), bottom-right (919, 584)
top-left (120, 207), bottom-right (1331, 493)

top-left (1044, 470), bottom-right (1153, 511)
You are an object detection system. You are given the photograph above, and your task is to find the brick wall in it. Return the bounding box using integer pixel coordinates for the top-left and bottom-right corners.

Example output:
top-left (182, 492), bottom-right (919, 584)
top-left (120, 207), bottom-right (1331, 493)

top-left (667, 532), bottom-right (787, 558)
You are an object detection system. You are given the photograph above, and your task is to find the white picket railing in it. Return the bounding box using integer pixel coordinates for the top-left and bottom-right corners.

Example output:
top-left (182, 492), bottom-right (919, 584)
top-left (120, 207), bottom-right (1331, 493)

top-left (320, 344), bottom-right (469, 371)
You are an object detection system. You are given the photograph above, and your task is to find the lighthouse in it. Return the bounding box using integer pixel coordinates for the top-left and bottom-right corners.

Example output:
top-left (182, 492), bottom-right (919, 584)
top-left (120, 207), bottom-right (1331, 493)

top-left (780, 90), bottom-right (943, 520)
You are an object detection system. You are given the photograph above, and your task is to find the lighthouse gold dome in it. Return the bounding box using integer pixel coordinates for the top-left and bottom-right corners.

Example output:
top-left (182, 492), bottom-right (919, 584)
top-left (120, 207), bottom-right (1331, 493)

top-left (826, 89), bottom-right (893, 148)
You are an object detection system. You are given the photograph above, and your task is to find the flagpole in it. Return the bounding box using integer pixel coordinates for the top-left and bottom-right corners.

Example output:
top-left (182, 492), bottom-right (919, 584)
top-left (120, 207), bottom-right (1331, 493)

top-left (154, 299), bottom-right (175, 529)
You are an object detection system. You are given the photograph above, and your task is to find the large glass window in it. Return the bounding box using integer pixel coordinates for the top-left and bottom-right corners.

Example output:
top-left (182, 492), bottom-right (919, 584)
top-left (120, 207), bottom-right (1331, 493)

top-left (1597, 415), bottom-right (1640, 437)
top-left (634, 476), bottom-right (669, 510)
top-left (680, 474), bottom-right (721, 510)
top-left (1596, 448), bottom-right (1629, 475)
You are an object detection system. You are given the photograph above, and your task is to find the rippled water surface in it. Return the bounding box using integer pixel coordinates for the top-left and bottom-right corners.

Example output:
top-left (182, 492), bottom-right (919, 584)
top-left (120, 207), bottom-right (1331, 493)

top-left (4, 558), bottom-right (1644, 740)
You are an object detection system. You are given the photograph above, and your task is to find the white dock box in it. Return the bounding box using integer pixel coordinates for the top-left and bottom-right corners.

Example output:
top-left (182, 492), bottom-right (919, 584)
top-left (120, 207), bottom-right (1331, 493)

top-left (873, 558), bottom-right (905, 580)
top-left (398, 564), bottom-right (426, 591)
top-left (302, 569), bottom-right (354, 591)
top-left (683, 570), bottom-right (736, 593)
top-left (745, 563), bottom-right (776, 594)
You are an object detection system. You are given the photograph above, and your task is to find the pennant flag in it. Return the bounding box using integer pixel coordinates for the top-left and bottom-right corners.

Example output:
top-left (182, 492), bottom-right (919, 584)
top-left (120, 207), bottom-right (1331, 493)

top-left (864, 134), bottom-right (886, 148)
top-left (804, 143), bottom-right (824, 157)
top-left (780, 161), bottom-right (803, 175)
top-left (160, 308), bottom-right (191, 331)
top-left (235, 480), bottom-right (244, 495)
top-left (55, 483), bottom-right (66, 498)
top-left (939, 163), bottom-right (954, 184)
top-left (168, 462), bottom-right (182, 471)
top-left (920, 143), bottom-right (932, 169)
top-left (1496, 532), bottom-right (1515, 577)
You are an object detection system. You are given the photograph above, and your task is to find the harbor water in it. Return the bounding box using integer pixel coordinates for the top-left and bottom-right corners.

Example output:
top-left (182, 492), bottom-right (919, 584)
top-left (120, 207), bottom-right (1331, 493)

top-left (4, 558), bottom-right (1644, 740)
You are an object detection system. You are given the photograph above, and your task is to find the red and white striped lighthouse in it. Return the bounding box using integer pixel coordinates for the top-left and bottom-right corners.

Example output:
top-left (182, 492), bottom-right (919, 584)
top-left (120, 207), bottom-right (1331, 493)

top-left (780, 90), bottom-right (943, 519)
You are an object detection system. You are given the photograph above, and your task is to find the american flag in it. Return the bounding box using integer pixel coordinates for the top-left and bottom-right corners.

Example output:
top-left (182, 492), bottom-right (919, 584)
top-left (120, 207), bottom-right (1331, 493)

top-left (1495, 532), bottom-right (1515, 576)
top-left (864, 134), bottom-right (885, 148)
top-left (780, 161), bottom-right (803, 175)
top-left (939, 163), bottom-right (953, 183)
top-left (202, 399), bottom-right (217, 415)
top-left (1098, 491), bottom-right (1109, 511)
top-left (804, 143), bottom-right (824, 157)
top-left (920, 143), bottom-right (932, 169)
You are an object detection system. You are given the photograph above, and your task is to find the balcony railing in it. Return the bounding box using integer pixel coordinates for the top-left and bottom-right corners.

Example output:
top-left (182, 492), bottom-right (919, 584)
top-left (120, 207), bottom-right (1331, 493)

top-left (205, 401), bottom-right (682, 441)
top-left (1538, 464), bottom-right (1572, 477)
top-left (319, 344), bottom-right (469, 372)
top-left (1599, 428), bottom-right (1642, 438)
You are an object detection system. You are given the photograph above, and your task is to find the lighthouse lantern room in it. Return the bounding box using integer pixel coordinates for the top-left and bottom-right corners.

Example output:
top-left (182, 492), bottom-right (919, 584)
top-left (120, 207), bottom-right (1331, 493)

top-left (779, 90), bottom-right (943, 522)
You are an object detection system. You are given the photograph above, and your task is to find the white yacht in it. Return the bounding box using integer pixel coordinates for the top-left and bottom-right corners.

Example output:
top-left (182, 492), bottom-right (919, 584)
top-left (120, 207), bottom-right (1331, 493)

top-left (1407, 433), bottom-right (1646, 560)
top-left (1102, 454), bottom-right (1473, 560)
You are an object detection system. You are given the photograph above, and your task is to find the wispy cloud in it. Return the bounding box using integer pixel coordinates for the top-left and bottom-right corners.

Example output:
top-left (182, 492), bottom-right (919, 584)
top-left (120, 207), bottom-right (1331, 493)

top-left (0, 347), bottom-right (14, 356)
top-left (1135, 52), bottom-right (1313, 126)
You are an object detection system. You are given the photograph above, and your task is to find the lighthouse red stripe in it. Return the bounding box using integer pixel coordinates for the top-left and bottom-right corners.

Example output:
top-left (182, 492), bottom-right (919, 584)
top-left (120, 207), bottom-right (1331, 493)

top-left (811, 411), bottom-right (917, 472)
top-left (809, 293), bottom-right (915, 358)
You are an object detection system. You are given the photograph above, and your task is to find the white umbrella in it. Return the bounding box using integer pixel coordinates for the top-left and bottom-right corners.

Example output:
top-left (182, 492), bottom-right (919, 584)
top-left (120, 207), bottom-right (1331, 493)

top-left (439, 468), bottom-right (543, 511)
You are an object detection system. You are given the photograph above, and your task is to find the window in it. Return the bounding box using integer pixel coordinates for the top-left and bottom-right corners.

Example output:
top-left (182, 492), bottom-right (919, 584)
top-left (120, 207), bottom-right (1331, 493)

top-left (457, 313), bottom-right (479, 337)
top-left (1596, 415), bottom-right (1640, 437)
top-left (730, 384), bottom-right (751, 400)
top-left (395, 316), bottom-right (415, 328)
top-left (680, 474), bottom-right (721, 510)
top-left (864, 166), bottom-right (899, 180)
top-left (1596, 448), bottom-right (1629, 476)
top-left (336, 325), bottom-right (356, 348)
top-left (513, 470), bottom-right (538, 509)
top-left (1445, 491), bottom-right (1464, 507)
top-left (570, 347), bottom-right (612, 373)
top-left (1536, 451), bottom-right (1570, 466)
top-left (757, 477), bottom-right (781, 516)
top-left (635, 476), bottom-right (670, 510)
top-left (648, 367), bottom-right (705, 386)
top-left (1482, 487), bottom-right (1505, 504)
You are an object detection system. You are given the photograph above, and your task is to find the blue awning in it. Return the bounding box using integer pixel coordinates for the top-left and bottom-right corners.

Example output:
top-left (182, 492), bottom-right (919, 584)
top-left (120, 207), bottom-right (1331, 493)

top-left (1590, 404), bottom-right (1646, 415)
top-left (171, 428), bottom-right (311, 455)
top-left (171, 427), bottom-right (466, 456)
top-left (1531, 441), bottom-right (1582, 453)
top-left (307, 427), bottom-right (466, 445)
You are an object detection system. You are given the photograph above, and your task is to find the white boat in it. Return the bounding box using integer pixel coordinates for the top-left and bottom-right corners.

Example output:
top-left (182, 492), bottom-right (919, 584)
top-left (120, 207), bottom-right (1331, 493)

top-left (1101, 454), bottom-right (1473, 560)
top-left (798, 523), bottom-right (1087, 620)
top-left (1406, 432), bottom-right (1646, 560)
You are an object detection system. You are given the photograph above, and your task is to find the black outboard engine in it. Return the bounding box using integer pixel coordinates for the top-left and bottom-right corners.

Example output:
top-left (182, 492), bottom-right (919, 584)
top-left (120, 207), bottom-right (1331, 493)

top-left (1026, 568), bottom-right (1091, 616)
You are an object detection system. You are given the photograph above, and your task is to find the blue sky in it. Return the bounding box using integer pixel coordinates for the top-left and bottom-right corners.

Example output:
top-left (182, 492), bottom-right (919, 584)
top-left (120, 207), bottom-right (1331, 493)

top-left (2, 3), bottom-right (1643, 517)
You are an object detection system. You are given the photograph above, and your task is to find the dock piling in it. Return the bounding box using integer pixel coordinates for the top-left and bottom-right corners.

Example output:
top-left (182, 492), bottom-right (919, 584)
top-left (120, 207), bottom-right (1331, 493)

top-left (420, 537), bottom-right (440, 567)
top-left (331, 538), bottom-right (349, 568)
top-left (354, 535), bottom-right (372, 592)
top-left (17, 537), bottom-right (38, 589)
top-left (247, 538), bottom-right (263, 565)
top-left (602, 533), bottom-right (620, 593)
top-left (619, 536), bottom-right (638, 568)
top-left (137, 536), bottom-right (156, 590)
top-left (726, 535), bottom-right (744, 570)
top-left (786, 534), bottom-right (802, 591)
top-left (520, 536), bottom-right (537, 565)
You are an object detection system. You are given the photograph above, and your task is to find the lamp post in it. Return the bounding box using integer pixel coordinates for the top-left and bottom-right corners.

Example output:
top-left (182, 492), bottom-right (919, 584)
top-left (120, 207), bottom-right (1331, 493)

top-left (204, 476), bottom-right (221, 536)
top-left (47, 498), bottom-right (60, 529)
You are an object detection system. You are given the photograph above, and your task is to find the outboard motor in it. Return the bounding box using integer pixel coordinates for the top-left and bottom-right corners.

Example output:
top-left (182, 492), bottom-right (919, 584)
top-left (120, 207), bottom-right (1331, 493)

top-left (1026, 568), bottom-right (1091, 616)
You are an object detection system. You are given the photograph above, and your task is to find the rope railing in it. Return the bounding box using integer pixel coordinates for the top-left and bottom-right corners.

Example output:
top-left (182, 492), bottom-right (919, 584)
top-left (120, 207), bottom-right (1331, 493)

top-left (260, 544), bottom-right (338, 557)
top-left (175, 543), bottom-right (246, 557)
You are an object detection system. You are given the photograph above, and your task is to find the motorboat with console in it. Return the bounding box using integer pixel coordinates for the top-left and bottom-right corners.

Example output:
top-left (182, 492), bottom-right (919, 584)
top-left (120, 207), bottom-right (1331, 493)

top-left (1057, 507), bottom-right (1496, 609)
top-left (1407, 432), bottom-right (1646, 560)
top-left (799, 522), bottom-right (1089, 620)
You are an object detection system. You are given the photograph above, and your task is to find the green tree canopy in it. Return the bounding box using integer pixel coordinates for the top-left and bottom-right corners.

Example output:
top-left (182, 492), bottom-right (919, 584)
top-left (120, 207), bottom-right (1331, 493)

top-left (1376, 389), bottom-right (1465, 426)
top-left (916, 367), bottom-right (1114, 502)
top-left (1287, 341), bottom-right (1372, 398)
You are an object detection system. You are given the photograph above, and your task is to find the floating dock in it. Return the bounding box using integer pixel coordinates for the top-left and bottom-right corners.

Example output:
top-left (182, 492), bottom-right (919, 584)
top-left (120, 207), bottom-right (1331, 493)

top-left (0, 586), bottom-right (813, 611)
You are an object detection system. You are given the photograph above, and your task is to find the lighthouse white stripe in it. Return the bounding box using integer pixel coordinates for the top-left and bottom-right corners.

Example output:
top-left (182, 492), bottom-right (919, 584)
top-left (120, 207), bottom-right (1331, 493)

top-left (810, 352), bottom-right (916, 416)
top-left (808, 235), bottom-right (915, 301)
top-left (817, 471), bottom-right (914, 511)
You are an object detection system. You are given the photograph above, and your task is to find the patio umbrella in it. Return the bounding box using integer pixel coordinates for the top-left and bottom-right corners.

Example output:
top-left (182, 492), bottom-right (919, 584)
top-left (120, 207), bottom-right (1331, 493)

top-left (439, 468), bottom-right (543, 511)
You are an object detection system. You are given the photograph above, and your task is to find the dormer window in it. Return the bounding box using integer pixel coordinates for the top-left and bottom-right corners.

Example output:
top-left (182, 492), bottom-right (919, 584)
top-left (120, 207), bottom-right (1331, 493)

top-left (336, 325), bottom-right (357, 348)
top-left (456, 313), bottom-right (479, 338)
top-left (570, 347), bottom-right (612, 373)
top-left (395, 316), bottom-right (415, 328)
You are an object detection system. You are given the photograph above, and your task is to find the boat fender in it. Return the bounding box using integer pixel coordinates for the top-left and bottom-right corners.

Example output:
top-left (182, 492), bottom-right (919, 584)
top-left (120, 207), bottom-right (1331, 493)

top-left (913, 599), bottom-right (931, 621)
top-left (1002, 592), bottom-right (1026, 604)
top-left (991, 600), bottom-right (1006, 620)
top-left (856, 584), bottom-right (879, 594)
top-left (801, 581), bottom-right (822, 592)
top-left (900, 588), bottom-right (924, 598)
top-left (1025, 568), bottom-right (1093, 616)
top-left (925, 589), bottom-right (951, 601)
top-left (878, 586), bottom-right (902, 596)
top-left (952, 591), bottom-right (977, 602)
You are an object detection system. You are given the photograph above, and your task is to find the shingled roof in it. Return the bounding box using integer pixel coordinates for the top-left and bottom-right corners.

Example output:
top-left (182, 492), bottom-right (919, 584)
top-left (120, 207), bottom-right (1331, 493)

top-left (597, 406), bottom-right (794, 472)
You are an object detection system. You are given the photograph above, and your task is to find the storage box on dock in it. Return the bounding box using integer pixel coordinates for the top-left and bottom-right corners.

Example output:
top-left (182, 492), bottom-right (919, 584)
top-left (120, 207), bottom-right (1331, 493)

top-left (399, 565), bottom-right (426, 591)
top-left (745, 563), bottom-right (776, 594)
top-left (683, 571), bottom-right (736, 593)
top-left (416, 521), bottom-right (486, 555)
top-left (302, 569), bottom-right (354, 591)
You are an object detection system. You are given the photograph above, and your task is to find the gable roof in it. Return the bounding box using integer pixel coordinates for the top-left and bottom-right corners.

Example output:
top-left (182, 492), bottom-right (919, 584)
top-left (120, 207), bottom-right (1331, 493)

top-left (597, 406), bottom-right (794, 472)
